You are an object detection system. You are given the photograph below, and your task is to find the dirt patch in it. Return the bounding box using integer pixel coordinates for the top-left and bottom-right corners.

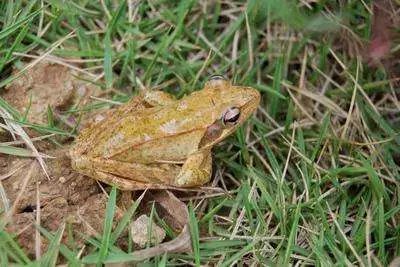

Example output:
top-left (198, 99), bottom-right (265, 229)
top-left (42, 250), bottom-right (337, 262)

top-left (1, 149), bottom-right (117, 256)
top-left (1, 61), bottom-right (106, 131)
top-left (0, 61), bottom-right (117, 256)
top-left (3, 62), bottom-right (76, 124)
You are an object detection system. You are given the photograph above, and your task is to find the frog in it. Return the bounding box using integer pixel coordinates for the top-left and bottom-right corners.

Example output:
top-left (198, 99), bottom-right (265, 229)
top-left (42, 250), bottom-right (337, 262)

top-left (69, 76), bottom-right (260, 190)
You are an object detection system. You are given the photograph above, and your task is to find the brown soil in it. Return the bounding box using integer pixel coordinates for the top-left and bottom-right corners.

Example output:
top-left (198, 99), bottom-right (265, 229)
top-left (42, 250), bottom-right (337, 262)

top-left (1, 149), bottom-right (115, 256)
top-left (0, 62), bottom-right (119, 256)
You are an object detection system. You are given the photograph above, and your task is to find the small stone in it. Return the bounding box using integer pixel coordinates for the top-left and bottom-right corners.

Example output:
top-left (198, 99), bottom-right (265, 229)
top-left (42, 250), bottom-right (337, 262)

top-left (130, 214), bottom-right (166, 248)
top-left (59, 176), bottom-right (66, 183)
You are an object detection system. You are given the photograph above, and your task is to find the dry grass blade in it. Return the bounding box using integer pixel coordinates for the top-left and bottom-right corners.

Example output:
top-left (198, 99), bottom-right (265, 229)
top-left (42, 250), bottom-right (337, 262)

top-left (0, 181), bottom-right (9, 213)
top-left (245, 11), bottom-right (254, 72)
top-left (130, 225), bottom-right (191, 261)
top-left (1, 31), bottom-right (76, 88)
top-left (35, 174), bottom-right (41, 260)
top-left (1, 134), bottom-right (55, 146)
top-left (0, 106), bottom-right (49, 179)
top-left (12, 53), bottom-right (98, 78)
top-left (284, 83), bottom-right (347, 118)
top-left (0, 161), bottom-right (36, 228)
top-left (0, 161), bottom-right (28, 181)
top-left (340, 60), bottom-right (359, 139)
top-left (328, 204), bottom-right (366, 267)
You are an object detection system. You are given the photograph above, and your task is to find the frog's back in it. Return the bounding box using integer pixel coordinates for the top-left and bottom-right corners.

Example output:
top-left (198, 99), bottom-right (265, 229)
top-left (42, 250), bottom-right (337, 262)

top-left (83, 100), bottom-right (213, 163)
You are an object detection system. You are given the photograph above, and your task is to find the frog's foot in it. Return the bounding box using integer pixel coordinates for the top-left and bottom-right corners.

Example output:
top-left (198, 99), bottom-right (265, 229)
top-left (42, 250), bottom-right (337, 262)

top-left (174, 150), bottom-right (212, 187)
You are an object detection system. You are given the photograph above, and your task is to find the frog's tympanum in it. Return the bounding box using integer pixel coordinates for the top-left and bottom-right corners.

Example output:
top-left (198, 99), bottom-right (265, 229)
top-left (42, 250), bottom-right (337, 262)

top-left (70, 76), bottom-right (260, 190)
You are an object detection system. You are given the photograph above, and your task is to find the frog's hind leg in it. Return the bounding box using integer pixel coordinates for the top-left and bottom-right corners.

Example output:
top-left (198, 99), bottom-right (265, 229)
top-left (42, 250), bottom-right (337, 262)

top-left (92, 170), bottom-right (175, 190)
top-left (73, 156), bottom-right (182, 189)
top-left (174, 149), bottom-right (212, 187)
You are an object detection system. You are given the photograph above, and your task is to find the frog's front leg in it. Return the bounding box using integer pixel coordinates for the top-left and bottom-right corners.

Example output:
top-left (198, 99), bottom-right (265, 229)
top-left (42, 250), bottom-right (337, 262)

top-left (174, 149), bottom-right (212, 187)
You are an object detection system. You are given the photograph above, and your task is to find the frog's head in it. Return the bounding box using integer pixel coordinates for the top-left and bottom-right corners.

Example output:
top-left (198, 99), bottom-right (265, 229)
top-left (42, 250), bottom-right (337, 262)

top-left (197, 75), bottom-right (260, 149)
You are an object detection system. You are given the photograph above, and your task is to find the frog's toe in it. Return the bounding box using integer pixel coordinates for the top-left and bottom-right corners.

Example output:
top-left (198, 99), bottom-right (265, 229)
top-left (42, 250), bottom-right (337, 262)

top-left (175, 170), bottom-right (193, 187)
top-left (175, 169), bottom-right (210, 187)
top-left (174, 150), bottom-right (212, 187)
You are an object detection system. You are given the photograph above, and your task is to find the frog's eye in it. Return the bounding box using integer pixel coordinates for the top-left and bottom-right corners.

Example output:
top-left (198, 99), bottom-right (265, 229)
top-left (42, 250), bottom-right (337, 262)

top-left (209, 75), bottom-right (227, 81)
top-left (222, 107), bottom-right (240, 125)
top-left (207, 75), bottom-right (228, 87)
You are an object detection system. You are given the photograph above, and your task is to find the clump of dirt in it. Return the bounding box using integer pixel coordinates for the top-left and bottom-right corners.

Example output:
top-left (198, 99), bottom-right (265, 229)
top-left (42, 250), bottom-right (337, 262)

top-left (0, 61), bottom-right (115, 256)
top-left (1, 61), bottom-right (111, 138)
top-left (1, 148), bottom-right (122, 256)
top-left (4, 62), bottom-right (76, 124)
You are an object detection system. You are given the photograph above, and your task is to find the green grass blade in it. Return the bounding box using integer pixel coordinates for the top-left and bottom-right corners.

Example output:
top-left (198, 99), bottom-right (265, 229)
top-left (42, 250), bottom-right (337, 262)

top-left (0, 231), bottom-right (31, 264)
top-left (0, 7), bottom-right (41, 40)
top-left (40, 224), bottom-right (65, 267)
top-left (97, 187), bottom-right (117, 265)
top-left (110, 190), bottom-right (145, 244)
top-left (0, 23), bottom-right (29, 73)
top-left (377, 198), bottom-right (385, 261)
top-left (188, 202), bottom-right (200, 266)
top-left (38, 225), bottom-right (81, 266)
top-left (283, 201), bottom-right (301, 265)
top-left (268, 56), bottom-right (283, 118)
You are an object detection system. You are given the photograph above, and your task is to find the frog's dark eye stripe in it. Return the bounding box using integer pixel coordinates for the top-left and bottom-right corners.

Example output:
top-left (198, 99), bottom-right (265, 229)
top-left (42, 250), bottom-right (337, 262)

top-left (222, 107), bottom-right (240, 125)
top-left (209, 75), bottom-right (226, 81)
top-left (199, 122), bottom-right (223, 147)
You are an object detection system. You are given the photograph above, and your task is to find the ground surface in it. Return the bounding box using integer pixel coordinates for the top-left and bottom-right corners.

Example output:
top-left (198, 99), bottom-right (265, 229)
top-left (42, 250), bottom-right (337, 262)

top-left (0, 0), bottom-right (400, 266)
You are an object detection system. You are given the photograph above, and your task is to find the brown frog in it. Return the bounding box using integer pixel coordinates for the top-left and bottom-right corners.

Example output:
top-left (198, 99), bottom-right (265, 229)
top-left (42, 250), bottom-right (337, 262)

top-left (69, 76), bottom-right (260, 190)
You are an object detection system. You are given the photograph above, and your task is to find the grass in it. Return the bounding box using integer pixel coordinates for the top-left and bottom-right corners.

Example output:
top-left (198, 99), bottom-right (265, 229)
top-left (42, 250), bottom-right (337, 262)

top-left (0, 0), bottom-right (400, 265)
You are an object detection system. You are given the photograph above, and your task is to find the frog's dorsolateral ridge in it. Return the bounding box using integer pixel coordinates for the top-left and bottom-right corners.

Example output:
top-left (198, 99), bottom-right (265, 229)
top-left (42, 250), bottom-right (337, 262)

top-left (69, 79), bottom-right (260, 190)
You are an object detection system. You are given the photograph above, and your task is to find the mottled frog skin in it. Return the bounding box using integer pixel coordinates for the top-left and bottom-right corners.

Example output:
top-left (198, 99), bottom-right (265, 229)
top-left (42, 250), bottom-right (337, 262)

top-left (70, 77), bottom-right (260, 190)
